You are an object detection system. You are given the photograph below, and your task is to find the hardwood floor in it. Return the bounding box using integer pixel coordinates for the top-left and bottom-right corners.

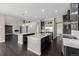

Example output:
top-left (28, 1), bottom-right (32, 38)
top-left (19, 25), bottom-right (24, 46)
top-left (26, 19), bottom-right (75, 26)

top-left (41, 37), bottom-right (63, 56)
top-left (0, 36), bottom-right (62, 56)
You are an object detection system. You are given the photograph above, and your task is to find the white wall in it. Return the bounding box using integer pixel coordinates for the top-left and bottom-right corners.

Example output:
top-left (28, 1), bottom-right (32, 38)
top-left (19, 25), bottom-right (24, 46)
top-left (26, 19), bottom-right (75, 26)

top-left (5, 16), bottom-right (23, 34)
top-left (36, 20), bottom-right (41, 33)
top-left (22, 22), bottom-right (39, 33)
top-left (57, 23), bottom-right (63, 35)
top-left (56, 18), bottom-right (63, 36)
top-left (0, 15), bottom-right (5, 42)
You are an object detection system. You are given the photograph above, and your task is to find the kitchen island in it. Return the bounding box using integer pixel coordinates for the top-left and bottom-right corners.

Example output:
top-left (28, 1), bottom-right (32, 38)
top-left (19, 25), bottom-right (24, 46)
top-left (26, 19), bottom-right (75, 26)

top-left (13, 33), bottom-right (35, 45)
top-left (27, 33), bottom-right (52, 55)
top-left (62, 34), bottom-right (79, 56)
top-left (5, 33), bottom-right (35, 44)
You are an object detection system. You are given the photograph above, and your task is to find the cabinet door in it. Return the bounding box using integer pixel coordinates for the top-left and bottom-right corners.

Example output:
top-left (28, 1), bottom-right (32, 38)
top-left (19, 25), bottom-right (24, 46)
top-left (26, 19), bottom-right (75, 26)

top-left (5, 25), bottom-right (12, 34)
top-left (26, 26), bottom-right (28, 32)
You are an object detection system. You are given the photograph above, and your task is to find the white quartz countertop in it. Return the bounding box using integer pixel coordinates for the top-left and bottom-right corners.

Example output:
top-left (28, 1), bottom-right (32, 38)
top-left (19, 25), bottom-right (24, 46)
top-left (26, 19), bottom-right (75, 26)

top-left (13, 32), bottom-right (34, 35)
top-left (28, 33), bottom-right (51, 39)
top-left (63, 38), bottom-right (79, 49)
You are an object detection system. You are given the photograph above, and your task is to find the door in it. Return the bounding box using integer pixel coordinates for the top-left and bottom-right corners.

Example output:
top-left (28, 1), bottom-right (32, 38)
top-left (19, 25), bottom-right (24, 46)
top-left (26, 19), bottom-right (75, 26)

top-left (5, 25), bottom-right (13, 34)
top-left (5, 25), bottom-right (13, 41)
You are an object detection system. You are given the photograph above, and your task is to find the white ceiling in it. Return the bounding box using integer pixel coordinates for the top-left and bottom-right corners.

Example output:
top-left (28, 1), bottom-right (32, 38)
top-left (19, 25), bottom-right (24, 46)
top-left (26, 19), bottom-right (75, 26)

top-left (0, 3), bottom-right (70, 19)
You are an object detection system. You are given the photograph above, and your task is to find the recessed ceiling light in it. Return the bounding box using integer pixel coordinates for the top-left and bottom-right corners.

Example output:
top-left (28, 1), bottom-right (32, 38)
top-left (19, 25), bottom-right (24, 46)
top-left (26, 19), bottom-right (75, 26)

top-left (55, 10), bottom-right (58, 13)
top-left (25, 10), bottom-right (28, 14)
top-left (41, 9), bottom-right (45, 12)
top-left (22, 24), bottom-right (25, 26)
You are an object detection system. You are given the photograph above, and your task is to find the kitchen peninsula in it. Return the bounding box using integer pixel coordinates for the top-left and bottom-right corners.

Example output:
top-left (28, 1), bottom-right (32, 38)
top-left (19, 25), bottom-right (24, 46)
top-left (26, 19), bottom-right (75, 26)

top-left (15, 33), bottom-right (35, 45)
top-left (62, 30), bottom-right (79, 56)
top-left (27, 33), bottom-right (52, 55)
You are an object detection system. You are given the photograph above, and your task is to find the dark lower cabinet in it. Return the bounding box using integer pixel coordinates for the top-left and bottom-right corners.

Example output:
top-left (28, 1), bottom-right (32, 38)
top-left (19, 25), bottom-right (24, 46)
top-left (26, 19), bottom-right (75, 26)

top-left (64, 46), bottom-right (79, 56)
top-left (23, 35), bottom-right (27, 44)
top-left (5, 34), bottom-right (18, 41)
top-left (23, 33), bottom-right (35, 44)
top-left (5, 35), bottom-right (12, 41)
top-left (41, 35), bottom-right (51, 53)
top-left (5, 34), bottom-right (18, 46)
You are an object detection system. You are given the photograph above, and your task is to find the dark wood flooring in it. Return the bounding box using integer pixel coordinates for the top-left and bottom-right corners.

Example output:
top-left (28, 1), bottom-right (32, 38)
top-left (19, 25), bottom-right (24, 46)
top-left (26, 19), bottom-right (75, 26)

top-left (0, 36), bottom-right (63, 56)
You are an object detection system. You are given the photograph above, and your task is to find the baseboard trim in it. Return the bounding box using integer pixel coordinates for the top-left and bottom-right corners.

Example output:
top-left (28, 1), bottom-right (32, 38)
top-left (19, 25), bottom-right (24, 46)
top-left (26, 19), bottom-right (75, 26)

top-left (27, 48), bottom-right (41, 56)
top-left (0, 40), bottom-right (5, 43)
top-left (18, 41), bottom-right (23, 45)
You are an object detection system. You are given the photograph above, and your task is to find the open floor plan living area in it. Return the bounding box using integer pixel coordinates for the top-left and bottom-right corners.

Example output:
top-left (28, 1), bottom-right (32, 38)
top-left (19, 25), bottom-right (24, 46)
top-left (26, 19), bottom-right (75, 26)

top-left (0, 3), bottom-right (79, 56)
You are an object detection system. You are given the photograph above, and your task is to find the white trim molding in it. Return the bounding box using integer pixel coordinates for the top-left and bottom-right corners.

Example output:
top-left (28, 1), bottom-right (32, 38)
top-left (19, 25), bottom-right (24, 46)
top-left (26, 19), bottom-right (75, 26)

top-left (0, 38), bottom-right (5, 42)
top-left (27, 48), bottom-right (41, 56)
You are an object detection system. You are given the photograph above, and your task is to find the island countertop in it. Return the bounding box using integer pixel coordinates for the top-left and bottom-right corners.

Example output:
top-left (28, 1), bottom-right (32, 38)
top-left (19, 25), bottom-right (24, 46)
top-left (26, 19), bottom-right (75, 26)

top-left (27, 33), bottom-right (52, 39)
top-left (63, 38), bottom-right (79, 49)
top-left (13, 32), bottom-right (34, 35)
